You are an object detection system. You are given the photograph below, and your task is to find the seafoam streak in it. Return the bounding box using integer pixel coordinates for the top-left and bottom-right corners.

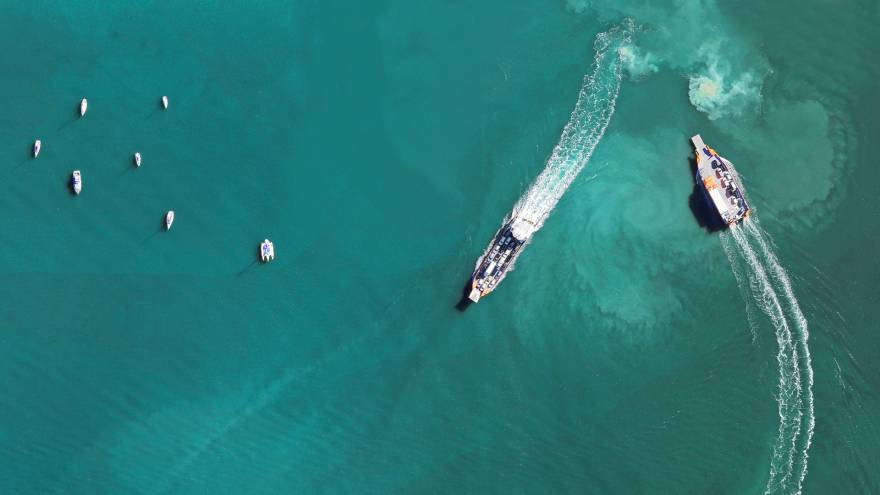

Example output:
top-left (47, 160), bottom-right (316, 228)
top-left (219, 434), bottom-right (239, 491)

top-left (746, 219), bottom-right (815, 494)
top-left (722, 220), bottom-right (814, 495)
top-left (720, 232), bottom-right (760, 342)
top-left (471, 21), bottom-right (633, 295)
top-left (510, 20), bottom-right (633, 233)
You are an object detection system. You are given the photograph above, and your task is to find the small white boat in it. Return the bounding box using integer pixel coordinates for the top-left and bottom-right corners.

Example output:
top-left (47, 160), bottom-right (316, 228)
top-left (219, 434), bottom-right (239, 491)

top-left (33, 139), bottom-right (41, 158)
top-left (134, 152), bottom-right (142, 167)
top-left (161, 96), bottom-right (168, 109)
top-left (80, 98), bottom-right (88, 116)
top-left (260, 239), bottom-right (275, 262)
top-left (71, 170), bottom-right (82, 195)
top-left (165, 210), bottom-right (174, 230)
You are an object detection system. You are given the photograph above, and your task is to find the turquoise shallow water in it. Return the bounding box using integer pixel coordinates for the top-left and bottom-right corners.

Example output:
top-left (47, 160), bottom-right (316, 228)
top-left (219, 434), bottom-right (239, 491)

top-left (1, 1), bottom-right (879, 493)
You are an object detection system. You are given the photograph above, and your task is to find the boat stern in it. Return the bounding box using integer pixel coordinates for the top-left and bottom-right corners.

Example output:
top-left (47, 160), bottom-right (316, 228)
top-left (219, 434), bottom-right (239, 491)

top-left (468, 286), bottom-right (482, 303)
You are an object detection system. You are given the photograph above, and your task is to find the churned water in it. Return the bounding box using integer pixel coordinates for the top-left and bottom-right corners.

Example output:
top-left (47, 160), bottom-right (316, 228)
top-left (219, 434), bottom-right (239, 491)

top-left (1, 0), bottom-right (878, 493)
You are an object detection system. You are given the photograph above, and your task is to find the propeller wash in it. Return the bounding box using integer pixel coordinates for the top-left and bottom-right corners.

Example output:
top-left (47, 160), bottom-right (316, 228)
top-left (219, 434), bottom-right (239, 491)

top-left (467, 22), bottom-right (633, 303)
top-left (722, 219), bottom-right (815, 495)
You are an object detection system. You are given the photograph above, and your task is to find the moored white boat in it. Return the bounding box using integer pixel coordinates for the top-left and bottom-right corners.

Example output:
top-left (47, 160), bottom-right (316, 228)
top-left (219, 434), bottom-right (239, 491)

top-left (33, 140), bottom-right (41, 158)
top-left (260, 239), bottom-right (275, 262)
top-left (80, 98), bottom-right (88, 116)
top-left (134, 152), bottom-right (142, 167)
top-left (71, 170), bottom-right (82, 195)
top-left (165, 210), bottom-right (174, 230)
top-left (161, 96), bottom-right (168, 109)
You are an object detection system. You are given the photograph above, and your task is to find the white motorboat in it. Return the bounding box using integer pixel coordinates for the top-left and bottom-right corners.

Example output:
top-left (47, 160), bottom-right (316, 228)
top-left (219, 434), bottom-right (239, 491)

top-left (134, 152), bottom-right (142, 167)
top-left (71, 170), bottom-right (82, 195)
top-left (165, 210), bottom-right (174, 230)
top-left (260, 239), bottom-right (275, 262)
top-left (80, 98), bottom-right (88, 116)
top-left (161, 96), bottom-right (168, 109)
top-left (33, 139), bottom-right (41, 158)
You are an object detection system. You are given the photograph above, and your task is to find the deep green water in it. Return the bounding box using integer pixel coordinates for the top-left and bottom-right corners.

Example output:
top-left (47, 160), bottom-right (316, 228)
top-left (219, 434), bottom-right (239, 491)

top-left (1, 1), bottom-right (879, 493)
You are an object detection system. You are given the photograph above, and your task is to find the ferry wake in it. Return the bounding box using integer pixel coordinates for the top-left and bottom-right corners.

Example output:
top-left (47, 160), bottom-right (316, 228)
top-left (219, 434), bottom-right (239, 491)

top-left (466, 22), bottom-right (633, 303)
top-left (697, 134), bottom-right (814, 493)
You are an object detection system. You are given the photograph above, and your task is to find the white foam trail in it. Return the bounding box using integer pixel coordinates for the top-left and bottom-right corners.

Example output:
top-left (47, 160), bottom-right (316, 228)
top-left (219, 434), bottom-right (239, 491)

top-left (510, 21), bottom-right (633, 232)
top-left (746, 220), bottom-right (815, 495)
top-left (721, 231), bottom-right (760, 342)
top-left (723, 220), bottom-right (814, 495)
top-left (727, 226), bottom-right (802, 492)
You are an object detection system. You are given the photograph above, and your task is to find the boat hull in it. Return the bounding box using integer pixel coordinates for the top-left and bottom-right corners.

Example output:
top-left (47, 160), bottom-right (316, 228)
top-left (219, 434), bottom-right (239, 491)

top-left (260, 240), bottom-right (275, 262)
top-left (691, 134), bottom-right (750, 227)
top-left (71, 171), bottom-right (82, 195)
top-left (468, 219), bottom-right (527, 302)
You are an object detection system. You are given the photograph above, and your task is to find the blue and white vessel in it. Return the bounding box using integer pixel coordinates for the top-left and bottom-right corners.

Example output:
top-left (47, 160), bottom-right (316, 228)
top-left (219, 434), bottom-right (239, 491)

top-left (691, 134), bottom-right (750, 226)
top-left (71, 170), bottom-right (82, 195)
top-left (260, 239), bottom-right (275, 262)
top-left (467, 217), bottom-right (533, 303)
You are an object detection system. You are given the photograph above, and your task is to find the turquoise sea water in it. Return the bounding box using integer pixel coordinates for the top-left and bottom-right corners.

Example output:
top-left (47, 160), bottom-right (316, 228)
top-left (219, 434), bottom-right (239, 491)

top-left (2, 1), bottom-right (879, 493)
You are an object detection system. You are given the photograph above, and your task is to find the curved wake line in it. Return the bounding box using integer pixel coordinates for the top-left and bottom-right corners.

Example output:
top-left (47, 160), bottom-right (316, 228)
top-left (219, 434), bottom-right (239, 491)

top-left (726, 227), bottom-right (802, 491)
top-left (746, 220), bottom-right (815, 495)
top-left (509, 21), bottom-right (633, 232)
top-left (723, 221), bottom-right (815, 495)
top-left (720, 234), bottom-right (760, 342)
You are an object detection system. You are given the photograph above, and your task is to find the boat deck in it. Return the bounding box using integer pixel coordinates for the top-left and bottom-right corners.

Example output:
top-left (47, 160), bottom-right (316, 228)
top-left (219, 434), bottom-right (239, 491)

top-left (470, 221), bottom-right (526, 301)
top-left (691, 135), bottom-right (749, 224)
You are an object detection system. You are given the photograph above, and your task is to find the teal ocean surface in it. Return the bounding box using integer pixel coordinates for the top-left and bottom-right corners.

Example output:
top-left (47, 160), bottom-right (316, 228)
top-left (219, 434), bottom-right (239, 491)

top-left (2, 1), bottom-right (879, 493)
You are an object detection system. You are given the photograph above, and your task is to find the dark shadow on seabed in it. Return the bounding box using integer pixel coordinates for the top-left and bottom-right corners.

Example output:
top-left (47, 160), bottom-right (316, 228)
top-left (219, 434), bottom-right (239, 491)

top-left (236, 260), bottom-right (259, 277)
top-left (64, 175), bottom-right (79, 196)
top-left (16, 144), bottom-right (34, 169)
top-left (141, 216), bottom-right (167, 243)
top-left (57, 104), bottom-right (82, 131)
top-left (117, 157), bottom-right (136, 178)
top-left (455, 279), bottom-right (473, 312)
top-left (687, 154), bottom-right (725, 233)
top-left (143, 98), bottom-right (167, 120)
